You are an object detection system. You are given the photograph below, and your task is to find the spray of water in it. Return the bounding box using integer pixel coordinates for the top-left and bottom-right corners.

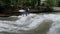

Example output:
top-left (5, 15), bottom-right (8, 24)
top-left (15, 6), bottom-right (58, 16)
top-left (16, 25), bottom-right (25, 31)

top-left (0, 13), bottom-right (60, 34)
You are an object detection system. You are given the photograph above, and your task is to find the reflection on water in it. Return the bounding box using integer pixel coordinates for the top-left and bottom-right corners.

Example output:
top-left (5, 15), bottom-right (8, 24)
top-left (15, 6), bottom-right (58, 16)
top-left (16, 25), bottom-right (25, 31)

top-left (0, 13), bottom-right (60, 34)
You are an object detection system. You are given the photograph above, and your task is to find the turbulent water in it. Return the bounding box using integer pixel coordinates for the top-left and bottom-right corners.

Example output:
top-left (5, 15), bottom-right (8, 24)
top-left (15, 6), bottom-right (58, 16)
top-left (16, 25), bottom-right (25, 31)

top-left (0, 13), bottom-right (60, 34)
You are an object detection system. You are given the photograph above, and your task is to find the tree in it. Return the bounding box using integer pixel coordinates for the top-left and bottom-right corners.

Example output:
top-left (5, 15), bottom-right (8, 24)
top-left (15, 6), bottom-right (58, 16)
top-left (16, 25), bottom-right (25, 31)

top-left (37, 0), bottom-right (41, 6)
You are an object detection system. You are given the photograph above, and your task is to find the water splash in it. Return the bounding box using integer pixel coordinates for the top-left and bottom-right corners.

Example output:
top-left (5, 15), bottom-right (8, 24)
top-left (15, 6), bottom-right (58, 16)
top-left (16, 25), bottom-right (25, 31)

top-left (0, 13), bottom-right (60, 34)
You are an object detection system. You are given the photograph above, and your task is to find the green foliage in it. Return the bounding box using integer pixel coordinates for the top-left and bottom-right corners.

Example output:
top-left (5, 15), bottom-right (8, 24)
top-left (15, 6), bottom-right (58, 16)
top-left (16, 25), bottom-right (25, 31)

top-left (0, 0), bottom-right (59, 7)
top-left (29, 0), bottom-right (37, 6)
top-left (0, 0), bottom-right (5, 6)
top-left (45, 0), bottom-right (57, 7)
top-left (0, 0), bottom-right (37, 7)
top-left (0, 0), bottom-right (11, 6)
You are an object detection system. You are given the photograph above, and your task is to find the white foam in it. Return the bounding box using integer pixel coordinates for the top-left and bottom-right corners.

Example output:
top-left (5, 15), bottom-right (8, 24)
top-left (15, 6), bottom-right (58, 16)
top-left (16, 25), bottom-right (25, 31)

top-left (0, 13), bottom-right (60, 34)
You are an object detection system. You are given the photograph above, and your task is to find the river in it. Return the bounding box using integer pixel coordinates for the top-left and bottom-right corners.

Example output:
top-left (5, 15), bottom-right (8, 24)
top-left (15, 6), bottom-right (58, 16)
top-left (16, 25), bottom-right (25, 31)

top-left (0, 13), bottom-right (60, 34)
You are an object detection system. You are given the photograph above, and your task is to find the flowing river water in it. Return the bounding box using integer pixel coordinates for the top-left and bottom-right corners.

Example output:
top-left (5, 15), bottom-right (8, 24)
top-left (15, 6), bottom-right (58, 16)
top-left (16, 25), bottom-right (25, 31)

top-left (0, 13), bottom-right (60, 34)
